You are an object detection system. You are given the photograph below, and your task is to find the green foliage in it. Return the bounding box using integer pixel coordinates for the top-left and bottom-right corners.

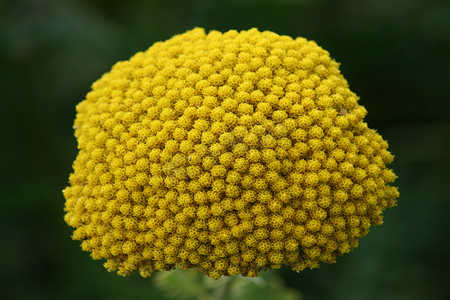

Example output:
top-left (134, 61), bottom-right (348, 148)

top-left (154, 268), bottom-right (301, 300)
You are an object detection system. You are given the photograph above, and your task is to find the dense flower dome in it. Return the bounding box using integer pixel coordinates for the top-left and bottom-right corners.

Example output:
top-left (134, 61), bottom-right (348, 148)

top-left (63, 28), bottom-right (399, 279)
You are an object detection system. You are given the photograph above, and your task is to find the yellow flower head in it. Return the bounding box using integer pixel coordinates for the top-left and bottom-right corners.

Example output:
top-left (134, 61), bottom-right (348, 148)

top-left (63, 28), bottom-right (399, 279)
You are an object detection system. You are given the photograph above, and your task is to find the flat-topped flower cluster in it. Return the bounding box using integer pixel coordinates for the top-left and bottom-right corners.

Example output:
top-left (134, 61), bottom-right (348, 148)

top-left (63, 28), bottom-right (398, 279)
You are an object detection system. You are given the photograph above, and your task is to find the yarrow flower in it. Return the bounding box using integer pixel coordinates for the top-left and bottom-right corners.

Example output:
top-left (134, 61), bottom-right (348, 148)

top-left (63, 28), bottom-right (399, 279)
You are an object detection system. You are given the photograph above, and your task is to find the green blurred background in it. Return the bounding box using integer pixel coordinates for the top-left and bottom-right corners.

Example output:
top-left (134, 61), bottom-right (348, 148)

top-left (1, 0), bottom-right (449, 299)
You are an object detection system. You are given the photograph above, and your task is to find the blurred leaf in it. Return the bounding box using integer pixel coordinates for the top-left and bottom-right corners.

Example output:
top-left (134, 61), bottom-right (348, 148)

top-left (154, 268), bottom-right (301, 300)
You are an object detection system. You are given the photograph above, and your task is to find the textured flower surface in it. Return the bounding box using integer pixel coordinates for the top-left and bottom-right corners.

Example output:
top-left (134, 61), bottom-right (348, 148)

top-left (63, 28), bottom-right (399, 279)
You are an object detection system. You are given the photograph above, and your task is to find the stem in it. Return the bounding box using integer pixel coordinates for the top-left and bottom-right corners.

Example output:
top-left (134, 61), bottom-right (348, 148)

top-left (215, 277), bottom-right (233, 300)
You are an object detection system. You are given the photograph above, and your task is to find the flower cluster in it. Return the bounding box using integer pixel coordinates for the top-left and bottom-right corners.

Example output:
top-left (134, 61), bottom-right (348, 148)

top-left (63, 28), bottom-right (399, 279)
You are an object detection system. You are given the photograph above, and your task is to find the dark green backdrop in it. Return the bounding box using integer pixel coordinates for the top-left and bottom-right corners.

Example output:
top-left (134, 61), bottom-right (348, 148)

top-left (1, 0), bottom-right (449, 299)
